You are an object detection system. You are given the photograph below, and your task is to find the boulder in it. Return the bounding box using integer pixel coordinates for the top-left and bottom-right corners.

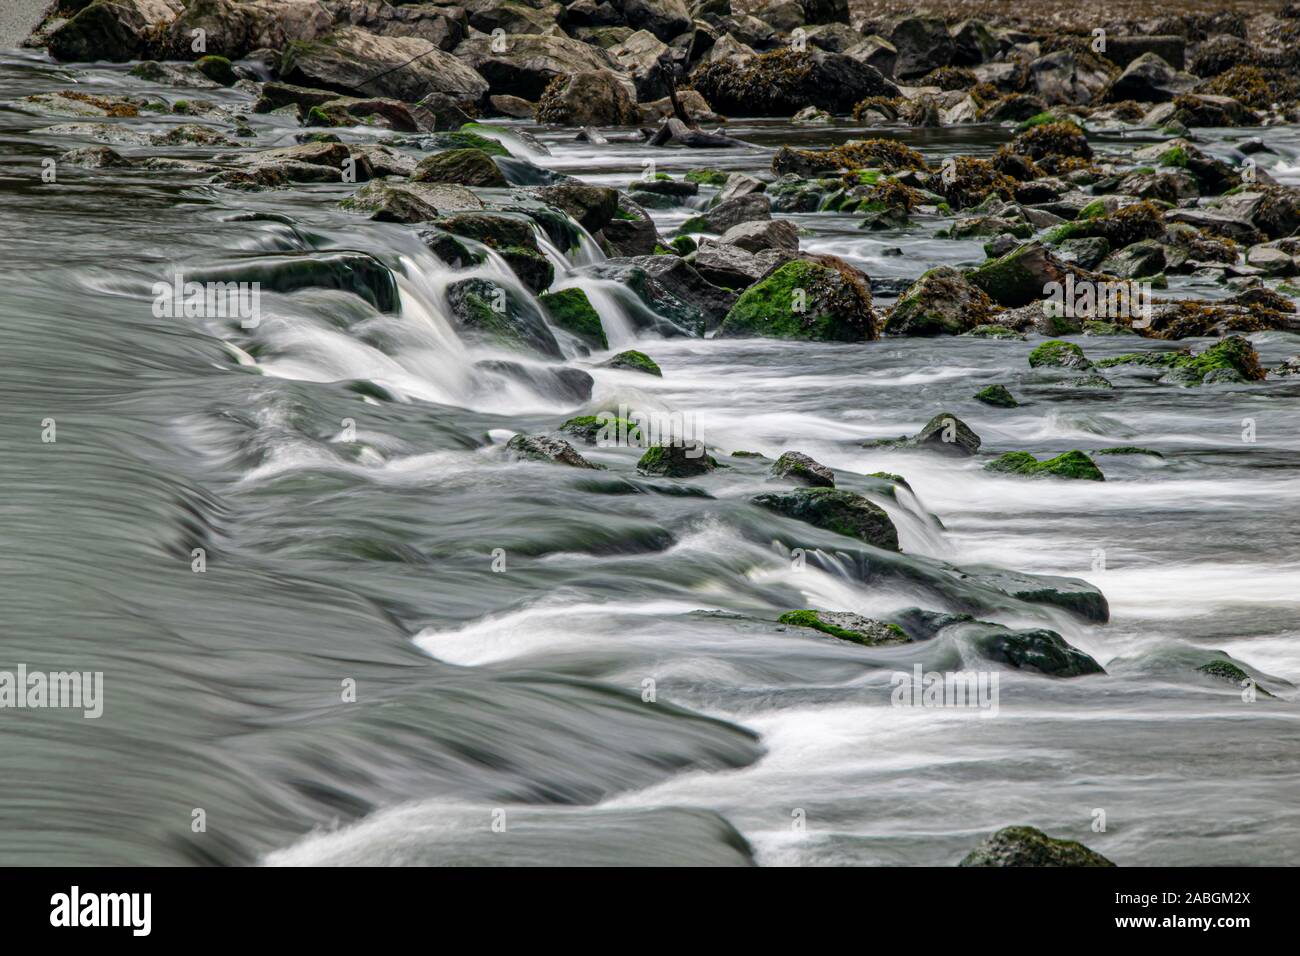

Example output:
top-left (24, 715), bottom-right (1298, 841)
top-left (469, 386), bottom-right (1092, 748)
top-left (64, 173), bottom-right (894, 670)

top-left (348, 1), bottom-right (467, 50)
top-left (446, 277), bottom-right (562, 356)
top-left (693, 240), bottom-right (792, 288)
top-left (777, 610), bottom-right (908, 646)
top-left (539, 288), bottom-right (606, 349)
top-left (769, 451), bottom-right (834, 487)
top-left (885, 267), bottom-right (996, 336)
top-left (535, 70), bottom-right (637, 126)
top-left (536, 182), bottom-right (620, 233)
top-left (960, 826), bottom-right (1114, 867)
top-left (160, 0), bottom-right (336, 60)
top-left (680, 193), bottom-right (772, 234)
top-left (864, 412), bottom-right (981, 457)
top-left (1100, 35), bottom-right (1185, 70)
top-left (411, 149), bottom-right (508, 187)
top-left (637, 441), bottom-right (717, 477)
top-left (750, 487), bottom-right (900, 551)
top-left (1105, 53), bottom-right (1193, 104)
top-left (984, 450), bottom-right (1105, 481)
top-left (609, 29), bottom-right (671, 101)
top-left (506, 434), bottom-right (599, 468)
top-left (689, 48), bottom-right (899, 116)
top-left (455, 32), bottom-right (622, 101)
top-left (281, 28), bottom-right (489, 104)
top-left (581, 255), bottom-right (735, 335)
top-left (624, 0), bottom-right (692, 41)
top-left (967, 242), bottom-right (1069, 308)
top-left (47, 0), bottom-right (182, 62)
top-left (716, 218), bottom-right (798, 253)
top-left (1029, 50), bottom-right (1113, 106)
top-left (343, 180), bottom-right (484, 222)
top-left (885, 16), bottom-right (954, 79)
top-left (717, 255), bottom-right (876, 341)
top-left (968, 624), bottom-right (1106, 675)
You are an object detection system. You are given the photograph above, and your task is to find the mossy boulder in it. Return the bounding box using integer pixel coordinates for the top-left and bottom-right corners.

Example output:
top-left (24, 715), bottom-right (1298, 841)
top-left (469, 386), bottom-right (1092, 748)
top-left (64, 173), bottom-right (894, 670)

top-left (637, 442), bottom-right (718, 478)
top-left (750, 488), bottom-right (900, 551)
top-left (967, 242), bottom-right (1069, 308)
top-left (717, 257), bottom-right (876, 341)
top-left (974, 384), bottom-right (1018, 408)
top-left (690, 48), bottom-right (900, 117)
top-left (194, 55), bottom-right (237, 86)
top-left (412, 149), bottom-right (507, 188)
top-left (778, 610), bottom-right (910, 646)
top-left (959, 826), bottom-right (1115, 867)
top-left (539, 288), bottom-right (606, 349)
top-left (985, 450), bottom-right (1105, 481)
top-left (1028, 340), bottom-right (1091, 370)
top-left (559, 414), bottom-right (642, 445)
top-left (1096, 336), bottom-right (1264, 385)
top-left (603, 349), bottom-right (662, 375)
top-left (769, 451), bottom-right (835, 488)
top-left (886, 266), bottom-right (996, 336)
top-left (445, 277), bottom-right (561, 357)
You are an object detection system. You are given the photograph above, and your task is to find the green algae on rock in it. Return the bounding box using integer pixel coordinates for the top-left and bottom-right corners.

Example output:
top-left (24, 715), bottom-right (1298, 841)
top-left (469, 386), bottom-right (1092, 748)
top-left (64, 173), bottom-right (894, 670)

top-left (1096, 336), bottom-right (1264, 385)
top-left (539, 288), bottom-right (606, 350)
top-left (717, 257), bottom-right (876, 342)
top-left (778, 610), bottom-right (909, 647)
top-left (974, 384), bottom-right (1019, 407)
top-left (969, 625), bottom-right (1106, 676)
top-left (1028, 339), bottom-right (1092, 369)
top-left (885, 266), bottom-right (997, 336)
top-left (984, 450), bottom-right (1105, 481)
top-left (769, 451), bottom-right (835, 487)
top-left (560, 415), bottom-right (642, 445)
top-left (603, 349), bottom-right (662, 376)
top-left (637, 442), bottom-right (717, 478)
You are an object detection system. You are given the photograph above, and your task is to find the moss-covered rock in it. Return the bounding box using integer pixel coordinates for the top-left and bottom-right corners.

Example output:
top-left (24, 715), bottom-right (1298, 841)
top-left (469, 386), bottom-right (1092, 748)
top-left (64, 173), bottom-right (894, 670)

top-left (1095, 446), bottom-right (1164, 458)
top-left (1197, 659), bottom-right (1275, 697)
top-left (637, 442), bottom-right (718, 478)
top-left (751, 488), bottom-right (900, 551)
top-left (194, 55), bottom-right (237, 87)
top-left (769, 451), bottom-right (835, 488)
top-left (1008, 121), bottom-right (1092, 163)
top-left (772, 138), bottom-right (927, 177)
top-left (970, 624), bottom-right (1105, 676)
top-left (559, 414), bottom-right (642, 445)
top-left (412, 148), bottom-right (507, 188)
top-left (963, 324), bottom-right (1024, 340)
top-left (603, 349), bottom-right (662, 376)
top-left (967, 242), bottom-right (1069, 308)
top-left (959, 826), bottom-right (1115, 867)
top-left (778, 610), bottom-right (910, 646)
top-left (1096, 336), bottom-right (1264, 385)
top-left (717, 257), bottom-right (876, 341)
top-left (446, 277), bottom-right (561, 357)
top-left (984, 450), bottom-right (1105, 481)
top-left (1028, 340), bottom-right (1092, 369)
top-left (539, 288), bottom-right (606, 349)
top-left (886, 266), bottom-right (996, 336)
top-left (974, 384), bottom-right (1018, 407)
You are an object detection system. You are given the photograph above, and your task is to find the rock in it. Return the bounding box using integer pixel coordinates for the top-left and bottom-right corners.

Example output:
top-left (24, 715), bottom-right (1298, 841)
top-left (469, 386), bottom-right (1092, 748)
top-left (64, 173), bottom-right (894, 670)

top-left (348, 2), bottom-right (467, 50)
top-left (794, 0), bottom-right (848, 25)
top-left (885, 267), bottom-right (996, 336)
top-left (623, 0), bottom-right (691, 41)
top-left (535, 69), bottom-right (637, 126)
top-left (1105, 52), bottom-right (1193, 104)
top-left (47, 0), bottom-right (182, 62)
top-left (769, 451), bottom-right (834, 487)
top-left (281, 28), bottom-right (489, 104)
top-left (603, 350), bottom-right (662, 375)
top-left (717, 218), bottom-right (798, 254)
top-left (609, 29), bottom-right (671, 100)
top-left (194, 54), bottom-right (237, 86)
top-left (1099, 240), bottom-right (1166, 279)
top-left (886, 16), bottom-right (954, 79)
top-left (305, 97), bottom-right (428, 133)
top-left (969, 623), bottom-right (1106, 675)
top-left (539, 287), bottom-right (606, 349)
top-left (680, 193), bottom-right (771, 234)
top-left (792, 105), bottom-right (833, 124)
top-left (1055, 236), bottom-right (1111, 270)
top-left (750, 488), bottom-right (900, 551)
top-left (967, 242), bottom-right (1069, 308)
top-left (778, 610), bottom-right (908, 646)
top-left (865, 412), bottom-right (981, 457)
top-left (412, 149), bottom-right (508, 188)
top-left (159, 0), bottom-right (336, 61)
top-left (1101, 35), bottom-right (1185, 70)
top-left (600, 195), bottom-right (662, 257)
top-left (950, 19), bottom-right (998, 66)
top-left (58, 145), bottom-right (131, 168)
top-left (446, 277), bottom-right (562, 357)
top-left (581, 255), bottom-right (735, 335)
top-left (974, 384), bottom-right (1018, 408)
top-left (479, 360), bottom-right (594, 402)
top-left (506, 434), bottom-right (599, 468)
top-left (844, 35), bottom-right (898, 77)
top-left (959, 826), bottom-right (1115, 867)
top-left (454, 32), bottom-right (620, 101)
top-left (716, 172), bottom-right (766, 204)
top-left (1028, 340), bottom-right (1092, 369)
top-left (692, 241), bottom-right (792, 288)
top-left (985, 450), bottom-right (1105, 481)
top-left (434, 211), bottom-right (554, 293)
top-left (536, 182), bottom-right (620, 233)
top-left (1097, 336), bottom-right (1264, 386)
top-left (343, 180), bottom-right (484, 222)
top-left (637, 442), bottom-right (717, 477)
top-left (689, 48), bottom-right (899, 117)
top-left (490, 94), bottom-right (535, 118)
top-left (190, 251), bottom-right (397, 311)
top-left (1030, 50), bottom-right (1114, 107)
top-left (717, 256), bottom-right (876, 341)
top-left (462, 0), bottom-right (559, 35)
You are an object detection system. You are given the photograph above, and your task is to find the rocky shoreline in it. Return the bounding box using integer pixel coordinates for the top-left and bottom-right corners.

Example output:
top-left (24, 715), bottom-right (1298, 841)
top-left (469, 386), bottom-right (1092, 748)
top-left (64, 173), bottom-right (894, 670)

top-left (14, 0), bottom-right (1300, 866)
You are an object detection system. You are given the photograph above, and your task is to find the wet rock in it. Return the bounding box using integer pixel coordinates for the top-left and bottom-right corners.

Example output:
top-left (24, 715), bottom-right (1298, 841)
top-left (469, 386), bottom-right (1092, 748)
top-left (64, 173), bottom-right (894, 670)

top-left (282, 28), bottom-right (489, 104)
top-left (609, 29), bottom-right (671, 100)
top-left (624, 0), bottom-right (692, 41)
top-left (454, 32), bottom-right (620, 101)
top-left (536, 182), bottom-right (620, 233)
top-left (603, 350), bottom-right (662, 375)
top-left (1101, 35), bottom-right (1185, 70)
top-left (769, 451), bottom-right (834, 487)
top-left (973, 384), bottom-right (1018, 408)
top-left (1029, 49), bottom-right (1114, 107)
top-left (1053, 237), bottom-right (1110, 270)
top-left (539, 288), bottom-right (606, 349)
top-left (1028, 340), bottom-right (1092, 370)
top-left (193, 251), bottom-right (398, 312)
top-left (637, 442), bottom-right (717, 477)
top-left (1099, 240), bottom-right (1166, 279)
top-left (959, 826), bottom-right (1114, 867)
top-left (462, 0), bottom-right (558, 35)
top-left (506, 434), bottom-right (600, 468)
top-left (582, 255), bottom-right (735, 335)
top-left (950, 19), bottom-right (999, 66)
top-left (490, 94), bottom-right (535, 119)
top-left (967, 242), bottom-right (1070, 308)
top-left (412, 149), bottom-right (508, 188)
top-left (985, 450), bottom-right (1105, 481)
top-left (717, 218), bottom-right (798, 254)
top-left (343, 180), bottom-right (484, 222)
top-left (777, 610), bottom-right (908, 646)
top-left (692, 241), bottom-right (792, 289)
top-left (159, 0), bottom-right (337, 61)
top-left (865, 412), bottom-right (982, 457)
top-left (47, 0), bottom-right (182, 63)
top-left (349, 2), bottom-right (467, 51)
top-left (1105, 52), bottom-right (1194, 103)
top-left (716, 172), bottom-right (766, 204)
top-left (844, 35), bottom-right (898, 78)
top-left (447, 277), bottom-right (562, 357)
top-left (969, 624), bottom-right (1106, 676)
top-left (1096, 336), bottom-right (1265, 385)
top-left (680, 194), bottom-right (771, 235)
top-left (535, 69), bottom-right (638, 126)
top-left (717, 255), bottom-right (876, 341)
top-left (751, 487), bottom-right (900, 551)
top-left (601, 195), bottom-right (662, 257)
top-left (690, 48), bottom-right (899, 117)
top-left (885, 16), bottom-right (954, 79)
top-left (885, 267), bottom-right (996, 336)
top-left (58, 145), bottom-right (131, 168)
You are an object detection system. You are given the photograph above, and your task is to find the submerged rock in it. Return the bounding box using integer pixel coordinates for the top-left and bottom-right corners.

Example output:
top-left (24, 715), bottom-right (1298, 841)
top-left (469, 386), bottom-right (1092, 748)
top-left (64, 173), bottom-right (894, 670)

top-left (984, 450), bottom-right (1105, 481)
top-left (777, 610), bottom-right (909, 646)
top-left (750, 488), bottom-right (900, 551)
top-left (959, 826), bottom-right (1115, 867)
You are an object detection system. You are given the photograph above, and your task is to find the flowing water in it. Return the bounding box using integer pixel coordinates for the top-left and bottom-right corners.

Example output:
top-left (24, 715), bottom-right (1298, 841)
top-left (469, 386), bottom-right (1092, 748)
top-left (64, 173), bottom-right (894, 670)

top-left (2, 50), bottom-right (1298, 866)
